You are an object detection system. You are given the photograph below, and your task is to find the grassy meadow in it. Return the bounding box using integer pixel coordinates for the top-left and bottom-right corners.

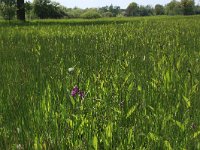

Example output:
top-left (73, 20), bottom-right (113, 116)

top-left (0, 16), bottom-right (200, 149)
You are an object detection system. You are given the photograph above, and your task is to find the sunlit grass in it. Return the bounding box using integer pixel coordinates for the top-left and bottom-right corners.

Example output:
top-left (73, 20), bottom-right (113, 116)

top-left (0, 16), bottom-right (200, 149)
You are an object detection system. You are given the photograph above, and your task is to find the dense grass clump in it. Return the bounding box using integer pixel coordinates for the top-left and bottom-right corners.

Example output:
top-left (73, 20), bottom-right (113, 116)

top-left (0, 16), bottom-right (200, 149)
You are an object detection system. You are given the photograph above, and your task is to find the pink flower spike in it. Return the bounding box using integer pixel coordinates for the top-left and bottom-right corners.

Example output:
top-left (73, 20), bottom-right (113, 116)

top-left (71, 85), bottom-right (79, 97)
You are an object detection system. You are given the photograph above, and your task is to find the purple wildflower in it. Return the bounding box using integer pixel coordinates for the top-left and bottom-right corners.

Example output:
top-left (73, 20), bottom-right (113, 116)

top-left (71, 85), bottom-right (85, 99)
top-left (79, 91), bottom-right (85, 99)
top-left (71, 85), bottom-right (79, 97)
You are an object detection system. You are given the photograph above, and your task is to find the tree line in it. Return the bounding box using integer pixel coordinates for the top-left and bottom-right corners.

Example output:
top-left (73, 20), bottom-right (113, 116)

top-left (0, 0), bottom-right (200, 21)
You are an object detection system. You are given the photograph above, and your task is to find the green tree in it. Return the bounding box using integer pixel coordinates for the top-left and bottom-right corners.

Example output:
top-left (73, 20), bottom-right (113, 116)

top-left (33, 0), bottom-right (66, 19)
top-left (155, 4), bottom-right (165, 15)
top-left (0, 0), bottom-right (16, 20)
top-left (98, 6), bottom-right (109, 14)
top-left (25, 1), bottom-right (33, 20)
top-left (195, 5), bottom-right (200, 14)
top-left (112, 6), bottom-right (120, 17)
top-left (181, 0), bottom-right (195, 15)
top-left (66, 7), bottom-right (84, 18)
top-left (98, 5), bottom-right (120, 17)
top-left (139, 5), bottom-right (154, 16)
top-left (165, 0), bottom-right (183, 15)
top-left (125, 2), bottom-right (139, 16)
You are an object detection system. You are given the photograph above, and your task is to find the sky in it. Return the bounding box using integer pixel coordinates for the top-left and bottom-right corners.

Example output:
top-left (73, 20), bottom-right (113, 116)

top-left (27, 0), bottom-right (200, 9)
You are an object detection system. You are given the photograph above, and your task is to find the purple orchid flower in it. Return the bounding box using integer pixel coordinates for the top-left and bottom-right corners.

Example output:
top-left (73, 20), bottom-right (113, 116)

top-left (71, 85), bottom-right (85, 99)
top-left (71, 85), bottom-right (79, 97)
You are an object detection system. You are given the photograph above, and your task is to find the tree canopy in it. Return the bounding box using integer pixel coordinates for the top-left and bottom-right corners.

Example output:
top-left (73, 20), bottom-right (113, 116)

top-left (125, 2), bottom-right (139, 16)
top-left (0, 0), bottom-right (199, 21)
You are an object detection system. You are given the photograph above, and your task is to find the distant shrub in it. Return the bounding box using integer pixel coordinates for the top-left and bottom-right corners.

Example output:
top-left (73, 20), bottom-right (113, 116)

top-left (116, 14), bottom-right (125, 18)
top-left (102, 12), bottom-right (113, 17)
top-left (81, 10), bottom-right (101, 19)
top-left (66, 9), bottom-right (83, 18)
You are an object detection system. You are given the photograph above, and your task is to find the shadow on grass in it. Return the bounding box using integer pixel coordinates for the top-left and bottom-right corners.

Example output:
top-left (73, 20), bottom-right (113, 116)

top-left (0, 19), bottom-right (133, 27)
top-left (0, 15), bottom-right (199, 27)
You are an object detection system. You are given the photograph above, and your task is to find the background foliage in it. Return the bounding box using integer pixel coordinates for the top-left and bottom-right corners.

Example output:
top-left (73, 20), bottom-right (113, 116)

top-left (0, 0), bottom-right (199, 20)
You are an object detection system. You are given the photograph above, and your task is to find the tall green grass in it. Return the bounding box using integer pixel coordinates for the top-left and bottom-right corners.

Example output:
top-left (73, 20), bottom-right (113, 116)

top-left (1, 16), bottom-right (200, 149)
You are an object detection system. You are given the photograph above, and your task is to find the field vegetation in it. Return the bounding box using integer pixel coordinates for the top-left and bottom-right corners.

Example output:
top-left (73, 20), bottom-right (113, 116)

top-left (1, 16), bottom-right (200, 149)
